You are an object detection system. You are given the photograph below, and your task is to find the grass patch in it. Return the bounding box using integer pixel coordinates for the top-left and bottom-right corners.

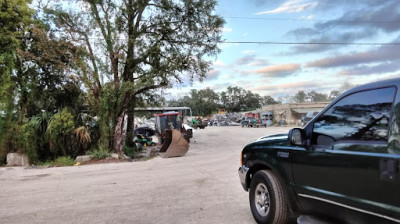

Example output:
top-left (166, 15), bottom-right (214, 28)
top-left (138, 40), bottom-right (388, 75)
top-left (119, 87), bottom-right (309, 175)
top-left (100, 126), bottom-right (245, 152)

top-left (89, 147), bottom-right (111, 160)
top-left (54, 156), bottom-right (76, 166)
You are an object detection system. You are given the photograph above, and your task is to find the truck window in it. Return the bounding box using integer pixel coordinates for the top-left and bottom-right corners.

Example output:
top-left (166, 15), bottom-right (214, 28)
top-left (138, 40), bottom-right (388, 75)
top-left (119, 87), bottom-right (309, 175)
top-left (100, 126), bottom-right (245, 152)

top-left (312, 87), bottom-right (396, 147)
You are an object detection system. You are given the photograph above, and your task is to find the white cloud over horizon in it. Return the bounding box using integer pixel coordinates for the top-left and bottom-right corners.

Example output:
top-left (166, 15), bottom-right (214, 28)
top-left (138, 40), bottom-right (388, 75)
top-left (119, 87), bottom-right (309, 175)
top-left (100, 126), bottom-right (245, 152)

top-left (256, 0), bottom-right (318, 15)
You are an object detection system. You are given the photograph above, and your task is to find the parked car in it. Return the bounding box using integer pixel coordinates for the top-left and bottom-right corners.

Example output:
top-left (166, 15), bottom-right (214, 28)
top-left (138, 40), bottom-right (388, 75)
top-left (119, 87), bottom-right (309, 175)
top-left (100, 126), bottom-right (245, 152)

top-left (300, 111), bottom-right (319, 126)
top-left (238, 78), bottom-right (400, 224)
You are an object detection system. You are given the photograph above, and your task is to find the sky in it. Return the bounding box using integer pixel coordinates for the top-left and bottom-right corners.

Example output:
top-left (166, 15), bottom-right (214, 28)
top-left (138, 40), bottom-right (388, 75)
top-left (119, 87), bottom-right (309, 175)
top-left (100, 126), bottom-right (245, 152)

top-left (166, 0), bottom-right (400, 101)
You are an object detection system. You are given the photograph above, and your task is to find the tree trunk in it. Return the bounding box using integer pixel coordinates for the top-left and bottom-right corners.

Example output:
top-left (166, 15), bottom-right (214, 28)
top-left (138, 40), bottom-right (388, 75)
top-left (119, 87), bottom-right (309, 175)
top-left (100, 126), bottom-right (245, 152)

top-left (126, 111), bottom-right (135, 144)
top-left (113, 112), bottom-right (126, 153)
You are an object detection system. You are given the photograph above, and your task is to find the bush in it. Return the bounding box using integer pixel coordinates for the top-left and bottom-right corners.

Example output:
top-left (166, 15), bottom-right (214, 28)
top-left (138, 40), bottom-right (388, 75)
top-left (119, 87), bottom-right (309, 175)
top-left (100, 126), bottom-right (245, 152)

top-left (89, 147), bottom-right (110, 160)
top-left (46, 108), bottom-right (76, 157)
top-left (123, 144), bottom-right (138, 158)
top-left (54, 156), bottom-right (75, 166)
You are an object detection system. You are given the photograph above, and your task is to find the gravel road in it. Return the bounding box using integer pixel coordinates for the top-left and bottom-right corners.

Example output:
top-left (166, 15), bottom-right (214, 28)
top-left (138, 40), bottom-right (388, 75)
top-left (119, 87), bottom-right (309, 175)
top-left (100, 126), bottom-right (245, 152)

top-left (0, 126), bottom-right (293, 224)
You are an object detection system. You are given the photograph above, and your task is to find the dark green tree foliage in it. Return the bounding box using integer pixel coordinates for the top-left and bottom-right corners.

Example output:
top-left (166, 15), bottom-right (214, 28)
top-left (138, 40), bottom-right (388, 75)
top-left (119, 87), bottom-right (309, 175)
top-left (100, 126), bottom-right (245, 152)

top-left (220, 86), bottom-right (262, 112)
top-left (307, 90), bottom-right (328, 102)
top-left (17, 26), bottom-right (85, 116)
top-left (0, 1), bottom-right (87, 163)
top-left (292, 90), bottom-right (307, 103)
top-left (260, 95), bottom-right (280, 105)
top-left (170, 88), bottom-right (219, 116)
top-left (168, 86), bottom-right (279, 116)
top-left (0, 0), bottom-right (33, 162)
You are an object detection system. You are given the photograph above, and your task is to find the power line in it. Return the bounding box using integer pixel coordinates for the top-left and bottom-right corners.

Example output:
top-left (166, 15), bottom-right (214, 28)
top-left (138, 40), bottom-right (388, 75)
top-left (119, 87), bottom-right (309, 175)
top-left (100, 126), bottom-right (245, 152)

top-left (225, 16), bottom-right (400, 24)
top-left (2, 34), bottom-right (399, 46)
top-left (221, 41), bottom-right (400, 45)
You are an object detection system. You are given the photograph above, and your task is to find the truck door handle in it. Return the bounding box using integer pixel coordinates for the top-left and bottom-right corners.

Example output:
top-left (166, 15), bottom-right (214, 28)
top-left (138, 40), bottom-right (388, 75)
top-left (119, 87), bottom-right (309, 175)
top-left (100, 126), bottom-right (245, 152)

top-left (380, 158), bottom-right (398, 181)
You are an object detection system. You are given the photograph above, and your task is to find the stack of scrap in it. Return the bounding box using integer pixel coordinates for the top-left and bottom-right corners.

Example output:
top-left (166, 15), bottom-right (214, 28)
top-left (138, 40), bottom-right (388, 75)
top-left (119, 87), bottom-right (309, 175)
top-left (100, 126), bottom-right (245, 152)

top-left (134, 116), bottom-right (156, 130)
top-left (209, 112), bottom-right (245, 126)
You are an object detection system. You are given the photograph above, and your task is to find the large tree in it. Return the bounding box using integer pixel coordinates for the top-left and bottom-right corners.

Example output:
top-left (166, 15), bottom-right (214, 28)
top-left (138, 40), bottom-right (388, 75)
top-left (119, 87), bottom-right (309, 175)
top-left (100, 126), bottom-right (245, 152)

top-left (45, 0), bottom-right (224, 152)
top-left (220, 86), bottom-right (263, 112)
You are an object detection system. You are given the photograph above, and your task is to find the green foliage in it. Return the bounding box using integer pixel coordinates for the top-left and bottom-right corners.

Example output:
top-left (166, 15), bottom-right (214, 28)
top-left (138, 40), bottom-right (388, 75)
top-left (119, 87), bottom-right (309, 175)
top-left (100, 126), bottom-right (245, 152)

top-left (54, 156), bottom-right (76, 166)
top-left (0, 120), bottom-right (20, 163)
top-left (123, 145), bottom-right (138, 158)
top-left (46, 108), bottom-right (76, 158)
top-left (74, 126), bottom-right (91, 146)
top-left (18, 121), bottom-right (39, 164)
top-left (89, 147), bottom-right (111, 160)
top-left (168, 86), bottom-right (278, 115)
top-left (292, 91), bottom-right (308, 103)
top-left (98, 84), bottom-right (123, 149)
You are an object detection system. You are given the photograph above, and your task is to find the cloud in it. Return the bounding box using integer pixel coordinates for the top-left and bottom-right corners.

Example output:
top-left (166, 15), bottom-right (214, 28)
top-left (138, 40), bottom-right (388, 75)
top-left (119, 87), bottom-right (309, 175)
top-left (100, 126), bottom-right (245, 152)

top-left (256, 0), bottom-right (318, 15)
top-left (220, 27), bottom-right (233, 33)
top-left (252, 80), bottom-right (327, 97)
top-left (213, 60), bottom-right (224, 67)
top-left (338, 61), bottom-right (400, 76)
top-left (284, 1), bottom-right (400, 54)
top-left (248, 0), bottom-right (279, 7)
top-left (314, 1), bottom-right (400, 33)
top-left (306, 39), bottom-right (400, 68)
top-left (248, 64), bottom-right (301, 77)
top-left (300, 15), bottom-right (314, 20)
top-left (235, 55), bottom-right (256, 65)
top-left (247, 59), bottom-right (269, 67)
top-left (254, 81), bottom-right (320, 91)
top-left (206, 69), bottom-right (221, 80)
top-left (242, 50), bottom-right (255, 54)
top-left (312, 0), bottom-right (386, 12)
top-left (233, 54), bottom-right (269, 67)
top-left (287, 29), bottom-right (377, 54)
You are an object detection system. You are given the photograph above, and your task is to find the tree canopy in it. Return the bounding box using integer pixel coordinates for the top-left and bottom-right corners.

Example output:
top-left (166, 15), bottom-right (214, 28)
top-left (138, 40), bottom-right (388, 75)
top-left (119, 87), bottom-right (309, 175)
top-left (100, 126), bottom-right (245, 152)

top-left (44, 0), bottom-right (224, 152)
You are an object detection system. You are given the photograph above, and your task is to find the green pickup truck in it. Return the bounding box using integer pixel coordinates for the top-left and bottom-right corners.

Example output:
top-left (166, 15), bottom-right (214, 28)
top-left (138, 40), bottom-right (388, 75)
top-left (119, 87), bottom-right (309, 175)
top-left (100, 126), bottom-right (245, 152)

top-left (239, 78), bottom-right (400, 224)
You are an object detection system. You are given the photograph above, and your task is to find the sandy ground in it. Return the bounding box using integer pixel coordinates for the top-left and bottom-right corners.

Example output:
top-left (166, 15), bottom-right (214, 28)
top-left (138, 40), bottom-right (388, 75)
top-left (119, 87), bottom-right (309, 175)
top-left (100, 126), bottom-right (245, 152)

top-left (0, 125), bottom-right (293, 224)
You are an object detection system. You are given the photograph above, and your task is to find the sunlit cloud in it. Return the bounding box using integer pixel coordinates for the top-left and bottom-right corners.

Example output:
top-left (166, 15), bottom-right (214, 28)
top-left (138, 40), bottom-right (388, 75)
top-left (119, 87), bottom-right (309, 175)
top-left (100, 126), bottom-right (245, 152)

top-left (249, 63), bottom-right (301, 77)
top-left (254, 81), bottom-right (319, 91)
top-left (256, 0), bottom-right (318, 14)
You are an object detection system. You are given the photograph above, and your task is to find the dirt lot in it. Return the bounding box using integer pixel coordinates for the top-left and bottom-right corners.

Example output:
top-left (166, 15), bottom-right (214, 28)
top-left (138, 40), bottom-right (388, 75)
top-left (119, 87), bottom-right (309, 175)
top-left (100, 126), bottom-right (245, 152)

top-left (0, 126), bottom-right (293, 224)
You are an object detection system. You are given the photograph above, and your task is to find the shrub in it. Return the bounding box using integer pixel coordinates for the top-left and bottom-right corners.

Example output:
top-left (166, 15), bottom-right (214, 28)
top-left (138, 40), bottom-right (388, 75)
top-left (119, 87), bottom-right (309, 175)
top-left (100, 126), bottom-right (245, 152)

top-left (54, 156), bottom-right (75, 166)
top-left (123, 144), bottom-right (138, 158)
top-left (46, 108), bottom-right (76, 157)
top-left (89, 147), bottom-right (110, 160)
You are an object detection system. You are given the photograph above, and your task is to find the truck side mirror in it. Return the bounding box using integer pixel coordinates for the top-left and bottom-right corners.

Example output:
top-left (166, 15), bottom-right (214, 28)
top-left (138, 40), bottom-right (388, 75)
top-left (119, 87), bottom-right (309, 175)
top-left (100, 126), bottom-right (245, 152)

top-left (288, 128), bottom-right (304, 146)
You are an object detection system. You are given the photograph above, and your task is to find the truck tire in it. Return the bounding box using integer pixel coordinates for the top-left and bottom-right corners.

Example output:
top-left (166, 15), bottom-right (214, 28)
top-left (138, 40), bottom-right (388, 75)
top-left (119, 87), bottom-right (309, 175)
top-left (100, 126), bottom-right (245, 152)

top-left (249, 170), bottom-right (289, 224)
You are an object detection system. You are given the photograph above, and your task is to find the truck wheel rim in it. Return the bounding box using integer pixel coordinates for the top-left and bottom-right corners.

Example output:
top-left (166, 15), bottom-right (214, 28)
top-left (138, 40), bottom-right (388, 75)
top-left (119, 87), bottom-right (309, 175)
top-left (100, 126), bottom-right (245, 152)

top-left (254, 183), bottom-right (270, 217)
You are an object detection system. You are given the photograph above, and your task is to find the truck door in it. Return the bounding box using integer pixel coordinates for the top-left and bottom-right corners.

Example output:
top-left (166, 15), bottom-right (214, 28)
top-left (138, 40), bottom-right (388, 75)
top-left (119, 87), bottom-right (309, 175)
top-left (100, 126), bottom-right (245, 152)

top-left (291, 87), bottom-right (400, 222)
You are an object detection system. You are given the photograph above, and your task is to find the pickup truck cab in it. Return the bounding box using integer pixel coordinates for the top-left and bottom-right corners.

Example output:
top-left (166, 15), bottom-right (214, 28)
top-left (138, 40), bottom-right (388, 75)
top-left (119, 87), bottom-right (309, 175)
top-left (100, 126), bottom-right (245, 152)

top-left (238, 78), bottom-right (400, 224)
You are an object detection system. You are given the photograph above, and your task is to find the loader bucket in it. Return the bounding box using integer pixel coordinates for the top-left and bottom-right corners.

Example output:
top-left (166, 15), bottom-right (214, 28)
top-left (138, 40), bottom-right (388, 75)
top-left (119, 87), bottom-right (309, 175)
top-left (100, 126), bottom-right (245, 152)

top-left (159, 129), bottom-right (189, 158)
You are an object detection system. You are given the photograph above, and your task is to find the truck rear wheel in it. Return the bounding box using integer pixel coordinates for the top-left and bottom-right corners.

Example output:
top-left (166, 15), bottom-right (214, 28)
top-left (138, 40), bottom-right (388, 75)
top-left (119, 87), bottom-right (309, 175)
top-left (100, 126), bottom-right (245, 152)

top-left (249, 170), bottom-right (289, 224)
